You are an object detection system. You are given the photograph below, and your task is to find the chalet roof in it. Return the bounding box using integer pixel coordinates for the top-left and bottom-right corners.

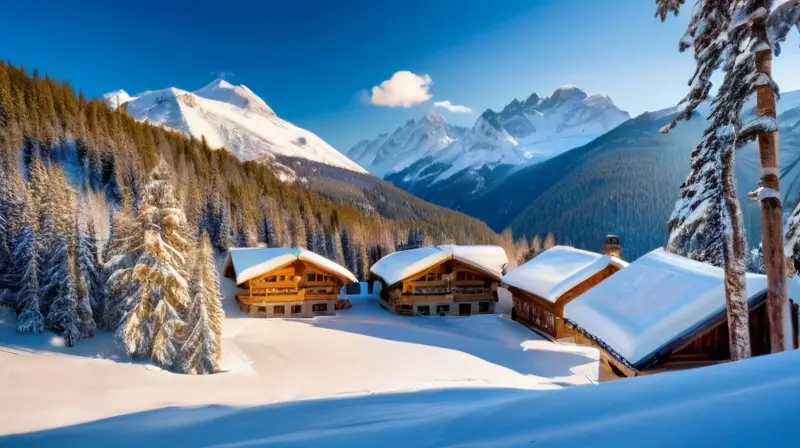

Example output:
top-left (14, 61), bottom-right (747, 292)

top-left (370, 245), bottom-right (508, 286)
top-left (223, 247), bottom-right (357, 285)
top-left (563, 248), bottom-right (768, 370)
top-left (501, 246), bottom-right (627, 303)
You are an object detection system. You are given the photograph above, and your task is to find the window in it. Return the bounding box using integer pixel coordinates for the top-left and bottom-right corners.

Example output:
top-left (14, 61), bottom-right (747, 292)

top-left (312, 303), bottom-right (328, 312)
top-left (426, 272), bottom-right (436, 281)
top-left (436, 305), bottom-right (450, 315)
top-left (292, 305), bottom-right (303, 314)
top-left (266, 276), bottom-right (276, 282)
top-left (273, 305), bottom-right (285, 315)
top-left (479, 302), bottom-right (491, 313)
top-left (456, 272), bottom-right (465, 281)
top-left (459, 303), bottom-right (471, 316)
top-left (417, 305), bottom-right (430, 316)
top-left (279, 275), bottom-right (286, 281)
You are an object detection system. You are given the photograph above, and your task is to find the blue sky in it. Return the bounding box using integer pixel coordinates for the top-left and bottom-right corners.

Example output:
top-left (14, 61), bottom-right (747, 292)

top-left (3, 0), bottom-right (800, 150)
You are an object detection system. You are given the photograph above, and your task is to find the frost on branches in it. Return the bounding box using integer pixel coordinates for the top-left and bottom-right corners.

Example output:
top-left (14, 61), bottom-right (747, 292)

top-left (110, 160), bottom-right (194, 371)
top-left (785, 200), bottom-right (800, 274)
top-left (181, 233), bottom-right (224, 374)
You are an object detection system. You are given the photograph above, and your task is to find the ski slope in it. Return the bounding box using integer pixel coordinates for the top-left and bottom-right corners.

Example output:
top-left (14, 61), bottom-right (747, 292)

top-left (0, 276), bottom-right (598, 439)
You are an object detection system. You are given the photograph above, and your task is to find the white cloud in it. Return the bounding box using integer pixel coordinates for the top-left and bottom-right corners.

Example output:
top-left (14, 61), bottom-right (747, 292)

top-left (433, 100), bottom-right (472, 113)
top-left (370, 71), bottom-right (433, 107)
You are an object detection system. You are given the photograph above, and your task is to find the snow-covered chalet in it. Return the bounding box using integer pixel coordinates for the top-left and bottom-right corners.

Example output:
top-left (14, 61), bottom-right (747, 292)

top-left (563, 248), bottom-right (800, 380)
top-left (223, 247), bottom-right (357, 318)
top-left (369, 245), bottom-right (508, 316)
top-left (502, 246), bottom-right (627, 339)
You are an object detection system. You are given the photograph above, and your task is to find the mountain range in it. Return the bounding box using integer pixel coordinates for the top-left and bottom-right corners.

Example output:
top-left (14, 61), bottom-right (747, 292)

top-left (349, 86), bottom-right (630, 186)
top-left (104, 79), bottom-right (366, 174)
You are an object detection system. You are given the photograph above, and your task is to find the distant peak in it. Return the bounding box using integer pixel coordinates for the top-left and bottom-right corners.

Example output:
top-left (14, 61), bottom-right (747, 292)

top-left (202, 78), bottom-right (235, 90)
top-left (423, 109), bottom-right (446, 124)
top-left (552, 85), bottom-right (587, 98)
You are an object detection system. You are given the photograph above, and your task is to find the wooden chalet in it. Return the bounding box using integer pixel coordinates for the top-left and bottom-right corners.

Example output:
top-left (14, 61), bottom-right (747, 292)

top-left (562, 248), bottom-right (800, 380)
top-left (502, 246), bottom-right (627, 339)
top-left (369, 245), bottom-right (508, 316)
top-left (223, 247), bottom-right (357, 318)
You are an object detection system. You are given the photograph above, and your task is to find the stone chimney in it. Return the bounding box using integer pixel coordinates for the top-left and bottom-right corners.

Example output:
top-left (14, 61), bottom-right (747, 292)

top-left (601, 235), bottom-right (622, 259)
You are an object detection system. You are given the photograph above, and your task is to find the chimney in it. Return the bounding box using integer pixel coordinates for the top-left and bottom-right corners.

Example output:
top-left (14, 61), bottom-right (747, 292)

top-left (601, 235), bottom-right (622, 259)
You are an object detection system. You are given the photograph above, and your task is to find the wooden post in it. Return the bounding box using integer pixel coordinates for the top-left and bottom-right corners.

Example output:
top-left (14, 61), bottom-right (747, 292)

top-left (752, 9), bottom-right (788, 353)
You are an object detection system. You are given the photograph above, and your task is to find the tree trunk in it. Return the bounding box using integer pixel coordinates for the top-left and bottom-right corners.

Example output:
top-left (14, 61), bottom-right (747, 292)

top-left (721, 144), bottom-right (751, 360)
top-left (754, 13), bottom-right (789, 353)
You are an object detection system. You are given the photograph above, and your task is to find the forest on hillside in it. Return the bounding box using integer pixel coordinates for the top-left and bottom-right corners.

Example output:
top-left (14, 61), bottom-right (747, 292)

top-left (0, 62), bottom-right (544, 372)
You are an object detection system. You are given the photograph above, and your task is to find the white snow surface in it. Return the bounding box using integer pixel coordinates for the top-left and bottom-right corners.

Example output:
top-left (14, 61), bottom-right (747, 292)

top-left (4, 295), bottom-right (800, 447)
top-left (105, 80), bottom-right (366, 173)
top-left (502, 246), bottom-right (628, 303)
top-left (564, 248), bottom-right (768, 367)
top-left (0, 265), bottom-right (600, 439)
top-left (223, 247), bottom-right (357, 285)
top-left (370, 244), bottom-right (508, 286)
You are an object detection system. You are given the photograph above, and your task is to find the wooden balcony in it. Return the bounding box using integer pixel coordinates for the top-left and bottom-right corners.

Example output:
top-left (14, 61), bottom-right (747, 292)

top-left (237, 288), bottom-right (339, 304)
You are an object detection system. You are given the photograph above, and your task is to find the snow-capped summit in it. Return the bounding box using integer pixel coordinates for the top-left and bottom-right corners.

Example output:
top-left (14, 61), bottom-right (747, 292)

top-left (103, 89), bottom-right (133, 110)
top-left (346, 110), bottom-right (467, 177)
top-left (193, 78), bottom-right (276, 117)
top-left (105, 81), bottom-right (365, 173)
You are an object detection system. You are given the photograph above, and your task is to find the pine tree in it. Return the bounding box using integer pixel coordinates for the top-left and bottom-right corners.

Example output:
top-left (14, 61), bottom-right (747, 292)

top-left (262, 213), bottom-right (277, 248)
top-left (331, 230), bottom-right (346, 268)
top-left (180, 233), bottom-right (224, 374)
top-left (44, 234), bottom-right (81, 346)
top-left (76, 205), bottom-right (105, 331)
top-left (543, 232), bottom-right (556, 250)
top-left (531, 235), bottom-right (543, 256)
top-left (653, 0), bottom-right (800, 356)
top-left (112, 161), bottom-right (193, 370)
top-left (14, 205), bottom-right (43, 333)
top-left (104, 204), bottom-right (140, 331)
top-left (515, 236), bottom-right (530, 265)
top-left (785, 200), bottom-right (800, 275)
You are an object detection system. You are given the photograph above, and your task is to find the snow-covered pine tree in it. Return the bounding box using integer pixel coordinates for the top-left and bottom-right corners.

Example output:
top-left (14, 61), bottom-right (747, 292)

top-left (103, 203), bottom-right (141, 331)
top-left (262, 212), bottom-right (277, 248)
top-left (290, 211), bottom-right (307, 249)
top-left (654, 0), bottom-right (800, 356)
top-left (76, 203), bottom-right (104, 332)
top-left (341, 227), bottom-right (357, 275)
top-left (116, 161), bottom-right (193, 369)
top-left (180, 232), bottom-right (224, 374)
top-left (785, 199), bottom-right (800, 275)
top-left (44, 233), bottom-right (82, 346)
top-left (331, 229), bottom-right (346, 268)
top-left (515, 236), bottom-right (530, 265)
top-left (206, 177), bottom-right (231, 252)
top-left (14, 198), bottom-right (43, 333)
top-left (531, 235), bottom-right (543, 257)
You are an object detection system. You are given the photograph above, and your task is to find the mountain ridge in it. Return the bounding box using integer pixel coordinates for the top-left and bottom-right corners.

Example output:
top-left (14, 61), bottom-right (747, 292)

top-left (105, 79), bottom-right (366, 173)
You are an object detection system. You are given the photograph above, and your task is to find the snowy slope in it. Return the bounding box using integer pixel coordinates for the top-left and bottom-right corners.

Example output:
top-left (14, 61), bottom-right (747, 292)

top-left (105, 80), bottom-right (366, 173)
top-left (352, 86), bottom-right (629, 182)
top-left (5, 316), bottom-right (800, 447)
top-left (0, 265), bottom-right (599, 436)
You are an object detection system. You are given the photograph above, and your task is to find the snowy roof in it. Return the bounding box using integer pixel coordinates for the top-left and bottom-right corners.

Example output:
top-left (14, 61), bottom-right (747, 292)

top-left (564, 248), bottom-right (768, 369)
top-left (370, 245), bottom-right (508, 286)
top-left (502, 246), bottom-right (627, 303)
top-left (223, 247), bottom-right (357, 285)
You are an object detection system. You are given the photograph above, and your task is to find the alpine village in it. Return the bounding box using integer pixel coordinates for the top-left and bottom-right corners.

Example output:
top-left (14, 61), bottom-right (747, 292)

top-left (4, 0), bottom-right (800, 445)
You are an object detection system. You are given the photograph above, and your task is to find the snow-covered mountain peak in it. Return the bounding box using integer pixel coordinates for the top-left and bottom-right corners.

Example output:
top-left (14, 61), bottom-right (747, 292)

top-left (476, 109), bottom-right (505, 133)
top-left (193, 78), bottom-right (275, 117)
top-left (538, 85), bottom-right (588, 110)
top-left (422, 109), bottom-right (447, 126)
top-left (104, 82), bottom-right (365, 174)
top-left (523, 93), bottom-right (542, 111)
top-left (103, 89), bottom-right (133, 110)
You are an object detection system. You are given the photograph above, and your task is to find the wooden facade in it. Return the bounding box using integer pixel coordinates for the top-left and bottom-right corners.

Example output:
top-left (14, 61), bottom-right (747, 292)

top-left (509, 264), bottom-right (621, 339)
top-left (226, 259), bottom-right (347, 318)
top-left (376, 259), bottom-right (499, 317)
top-left (565, 296), bottom-right (800, 381)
